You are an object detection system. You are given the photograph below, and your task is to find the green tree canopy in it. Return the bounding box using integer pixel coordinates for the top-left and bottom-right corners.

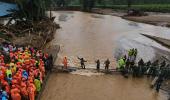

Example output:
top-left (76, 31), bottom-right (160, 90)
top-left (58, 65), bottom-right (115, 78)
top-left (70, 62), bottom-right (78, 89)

top-left (11, 0), bottom-right (52, 21)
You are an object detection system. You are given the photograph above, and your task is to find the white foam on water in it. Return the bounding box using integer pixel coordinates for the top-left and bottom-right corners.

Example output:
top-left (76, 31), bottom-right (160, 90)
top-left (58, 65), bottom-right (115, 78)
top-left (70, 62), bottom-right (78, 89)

top-left (70, 69), bottom-right (104, 76)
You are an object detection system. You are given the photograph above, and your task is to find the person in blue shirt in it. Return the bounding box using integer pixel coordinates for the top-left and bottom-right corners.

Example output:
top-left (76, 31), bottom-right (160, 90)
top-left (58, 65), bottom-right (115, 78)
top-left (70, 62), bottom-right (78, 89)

top-left (1, 86), bottom-right (8, 100)
top-left (22, 70), bottom-right (28, 80)
top-left (0, 88), bottom-right (2, 100)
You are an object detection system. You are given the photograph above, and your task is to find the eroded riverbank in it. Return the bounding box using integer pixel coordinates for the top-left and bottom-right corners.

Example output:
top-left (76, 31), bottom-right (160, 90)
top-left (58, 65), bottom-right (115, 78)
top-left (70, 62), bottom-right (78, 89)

top-left (92, 9), bottom-right (170, 28)
top-left (123, 14), bottom-right (170, 27)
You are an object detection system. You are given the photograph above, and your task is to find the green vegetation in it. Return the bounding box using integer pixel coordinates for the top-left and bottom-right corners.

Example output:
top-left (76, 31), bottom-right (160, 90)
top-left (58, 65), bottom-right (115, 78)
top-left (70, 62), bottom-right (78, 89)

top-left (52, 0), bottom-right (170, 12)
top-left (15, 0), bottom-right (47, 21)
top-left (2, 0), bottom-right (170, 12)
top-left (112, 4), bottom-right (170, 12)
top-left (65, 0), bottom-right (170, 5)
top-left (81, 0), bottom-right (95, 11)
top-left (7, 0), bottom-right (52, 22)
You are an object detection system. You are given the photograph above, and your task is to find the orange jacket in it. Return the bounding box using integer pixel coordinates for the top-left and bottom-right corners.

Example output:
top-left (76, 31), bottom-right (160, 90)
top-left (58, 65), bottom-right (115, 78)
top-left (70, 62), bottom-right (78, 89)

top-left (1, 66), bottom-right (6, 74)
top-left (39, 66), bottom-right (45, 78)
top-left (1, 80), bottom-right (10, 94)
top-left (15, 73), bottom-right (22, 83)
top-left (28, 83), bottom-right (36, 100)
top-left (63, 57), bottom-right (68, 67)
top-left (11, 79), bottom-right (18, 85)
top-left (0, 70), bottom-right (4, 81)
top-left (21, 81), bottom-right (28, 96)
top-left (11, 88), bottom-right (21, 100)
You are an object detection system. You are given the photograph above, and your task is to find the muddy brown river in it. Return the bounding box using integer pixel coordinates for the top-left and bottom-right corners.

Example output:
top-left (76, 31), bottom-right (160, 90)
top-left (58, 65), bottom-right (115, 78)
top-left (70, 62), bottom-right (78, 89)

top-left (42, 11), bottom-right (170, 100)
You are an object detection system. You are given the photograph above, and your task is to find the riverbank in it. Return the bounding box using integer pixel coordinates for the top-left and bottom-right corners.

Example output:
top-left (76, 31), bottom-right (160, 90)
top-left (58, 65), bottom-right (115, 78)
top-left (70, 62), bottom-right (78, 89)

top-left (0, 18), bottom-right (60, 49)
top-left (53, 7), bottom-right (170, 28)
top-left (83, 8), bottom-right (170, 28)
top-left (99, 9), bottom-right (170, 27)
top-left (123, 14), bottom-right (170, 27)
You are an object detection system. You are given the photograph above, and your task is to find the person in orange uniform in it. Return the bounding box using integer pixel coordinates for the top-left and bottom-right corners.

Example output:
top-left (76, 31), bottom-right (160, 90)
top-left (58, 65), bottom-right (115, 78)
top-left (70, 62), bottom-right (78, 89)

top-left (20, 78), bottom-right (28, 100)
top-left (15, 73), bottom-right (22, 84)
top-left (62, 57), bottom-right (68, 69)
top-left (1, 80), bottom-right (10, 95)
top-left (28, 81), bottom-right (36, 100)
top-left (11, 85), bottom-right (21, 100)
top-left (0, 67), bottom-right (5, 81)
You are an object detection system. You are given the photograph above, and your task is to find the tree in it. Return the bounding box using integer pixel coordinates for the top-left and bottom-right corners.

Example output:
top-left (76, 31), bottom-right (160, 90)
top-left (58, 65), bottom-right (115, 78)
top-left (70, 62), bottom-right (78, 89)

top-left (82, 0), bottom-right (88, 11)
top-left (56, 0), bottom-right (66, 7)
top-left (9, 0), bottom-right (52, 21)
top-left (81, 0), bottom-right (95, 11)
top-left (127, 0), bottom-right (132, 8)
top-left (89, 0), bottom-right (95, 11)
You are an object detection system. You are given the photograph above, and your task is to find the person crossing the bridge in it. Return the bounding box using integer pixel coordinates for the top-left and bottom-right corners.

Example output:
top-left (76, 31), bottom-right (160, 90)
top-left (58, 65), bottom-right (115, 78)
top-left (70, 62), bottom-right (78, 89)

top-left (118, 57), bottom-right (127, 76)
top-left (62, 56), bottom-right (68, 69)
top-left (138, 58), bottom-right (145, 76)
top-left (95, 59), bottom-right (100, 71)
top-left (78, 57), bottom-right (87, 69)
top-left (118, 57), bottom-right (126, 70)
top-left (154, 69), bottom-right (165, 92)
top-left (160, 60), bottom-right (166, 70)
top-left (134, 48), bottom-right (138, 59)
top-left (128, 49), bottom-right (133, 59)
top-left (104, 59), bottom-right (110, 71)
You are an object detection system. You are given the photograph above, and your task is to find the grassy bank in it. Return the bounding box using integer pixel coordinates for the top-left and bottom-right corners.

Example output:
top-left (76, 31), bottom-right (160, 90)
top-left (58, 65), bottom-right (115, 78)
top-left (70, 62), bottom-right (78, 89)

top-left (66, 4), bottom-right (170, 13)
top-left (112, 4), bottom-right (170, 12)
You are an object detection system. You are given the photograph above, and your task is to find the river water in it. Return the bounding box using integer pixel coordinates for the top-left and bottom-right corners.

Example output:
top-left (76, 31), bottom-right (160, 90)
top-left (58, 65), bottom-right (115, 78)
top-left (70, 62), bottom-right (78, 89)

top-left (43, 11), bottom-right (170, 100)
top-left (50, 11), bottom-right (170, 69)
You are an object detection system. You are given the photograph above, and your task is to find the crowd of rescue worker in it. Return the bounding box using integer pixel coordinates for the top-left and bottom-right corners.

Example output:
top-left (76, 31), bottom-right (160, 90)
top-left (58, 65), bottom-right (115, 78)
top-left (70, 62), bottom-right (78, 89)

top-left (62, 48), bottom-right (170, 93)
top-left (0, 42), bottom-right (53, 100)
top-left (117, 48), bottom-right (170, 92)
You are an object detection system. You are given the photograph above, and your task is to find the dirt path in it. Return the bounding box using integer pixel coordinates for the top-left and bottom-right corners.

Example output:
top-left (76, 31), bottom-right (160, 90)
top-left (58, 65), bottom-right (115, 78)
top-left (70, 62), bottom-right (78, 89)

top-left (41, 73), bottom-right (168, 100)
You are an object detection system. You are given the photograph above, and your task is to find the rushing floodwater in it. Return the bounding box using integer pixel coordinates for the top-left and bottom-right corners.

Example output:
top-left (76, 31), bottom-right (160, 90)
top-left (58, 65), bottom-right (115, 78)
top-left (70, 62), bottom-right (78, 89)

top-left (50, 11), bottom-right (170, 69)
top-left (44, 11), bottom-right (170, 100)
top-left (41, 73), bottom-right (168, 100)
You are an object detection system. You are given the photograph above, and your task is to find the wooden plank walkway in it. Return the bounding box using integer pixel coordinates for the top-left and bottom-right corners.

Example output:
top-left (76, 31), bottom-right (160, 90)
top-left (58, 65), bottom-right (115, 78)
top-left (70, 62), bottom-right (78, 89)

top-left (52, 65), bottom-right (121, 75)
